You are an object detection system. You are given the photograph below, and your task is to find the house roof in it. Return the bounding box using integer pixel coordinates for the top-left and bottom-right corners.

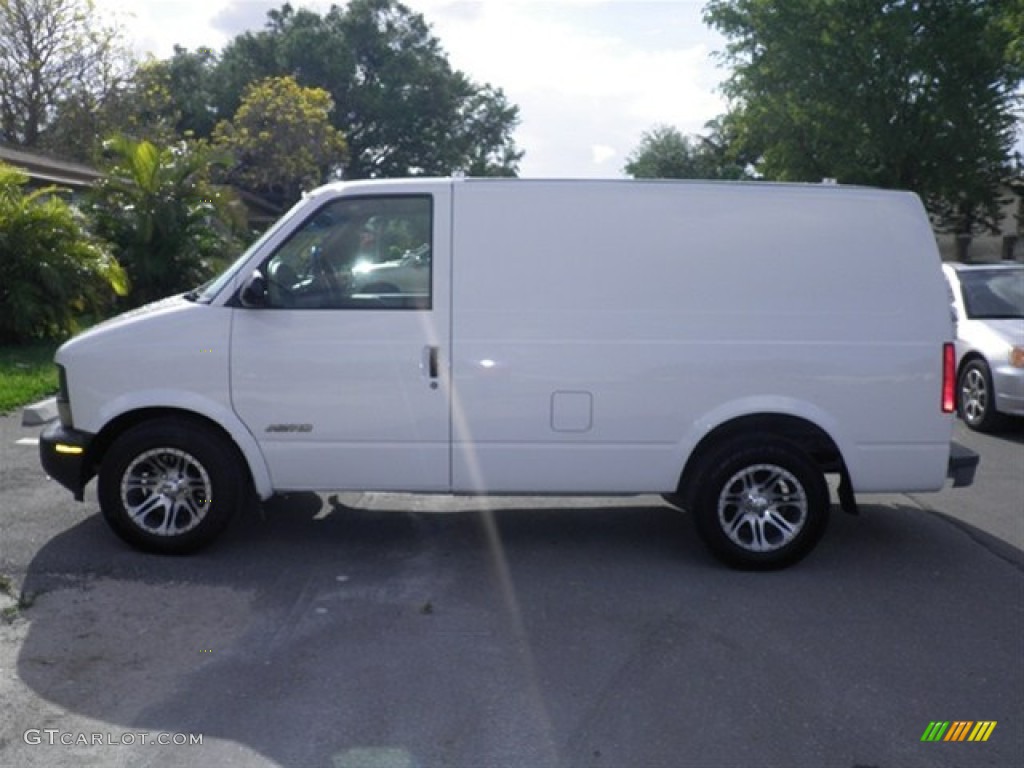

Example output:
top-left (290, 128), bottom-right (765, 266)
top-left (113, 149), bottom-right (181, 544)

top-left (0, 144), bottom-right (102, 188)
top-left (232, 186), bottom-right (284, 221)
top-left (0, 143), bottom-right (283, 228)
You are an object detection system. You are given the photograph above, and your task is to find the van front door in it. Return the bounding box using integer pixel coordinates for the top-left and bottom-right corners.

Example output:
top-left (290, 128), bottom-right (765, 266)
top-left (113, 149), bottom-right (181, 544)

top-left (230, 190), bottom-right (451, 491)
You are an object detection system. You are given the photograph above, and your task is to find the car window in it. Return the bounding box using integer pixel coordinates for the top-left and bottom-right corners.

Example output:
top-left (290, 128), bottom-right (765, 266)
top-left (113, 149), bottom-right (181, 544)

top-left (261, 195), bottom-right (432, 310)
top-left (959, 268), bottom-right (1024, 319)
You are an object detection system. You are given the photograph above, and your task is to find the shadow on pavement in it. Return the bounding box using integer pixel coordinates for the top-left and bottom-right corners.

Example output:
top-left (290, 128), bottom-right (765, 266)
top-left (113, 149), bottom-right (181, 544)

top-left (11, 494), bottom-right (1024, 768)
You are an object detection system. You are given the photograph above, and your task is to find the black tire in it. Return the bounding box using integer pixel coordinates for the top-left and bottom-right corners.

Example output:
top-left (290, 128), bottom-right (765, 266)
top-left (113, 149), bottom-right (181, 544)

top-left (691, 437), bottom-right (829, 570)
top-left (957, 358), bottom-right (1002, 432)
top-left (97, 417), bottom-right (244, 554)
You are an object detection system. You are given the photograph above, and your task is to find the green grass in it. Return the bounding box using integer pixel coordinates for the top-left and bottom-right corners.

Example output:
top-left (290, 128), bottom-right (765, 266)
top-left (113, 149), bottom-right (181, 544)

top-left (0, 341), bottom-right (60, 414)
top-left (0, 574), bottom-right (39, 623)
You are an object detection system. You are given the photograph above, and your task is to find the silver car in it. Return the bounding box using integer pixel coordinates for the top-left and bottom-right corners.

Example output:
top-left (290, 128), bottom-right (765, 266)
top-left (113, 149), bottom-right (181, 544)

top-left (942, 262), bottom-right (1024, 431)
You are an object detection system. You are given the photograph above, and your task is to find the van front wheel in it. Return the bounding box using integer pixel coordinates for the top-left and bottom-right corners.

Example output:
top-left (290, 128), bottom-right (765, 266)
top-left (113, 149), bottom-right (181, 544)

top-left (98, 418), bottom-right (242, 554)
top-left (692, 438), bottom-right (829, 569)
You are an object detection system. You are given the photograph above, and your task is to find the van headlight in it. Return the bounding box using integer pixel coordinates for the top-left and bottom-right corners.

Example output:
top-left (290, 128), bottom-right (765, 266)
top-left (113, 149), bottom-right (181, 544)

top-left (1010, 346), bottom-right (1024, 369)
top-left (56, 365), bottom-right (73, 427)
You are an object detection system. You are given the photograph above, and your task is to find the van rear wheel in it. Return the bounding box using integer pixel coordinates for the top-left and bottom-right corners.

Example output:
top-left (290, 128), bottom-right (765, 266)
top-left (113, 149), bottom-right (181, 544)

top-left (692, 438), bottom-right (829, 569)
top-left (98, 418), bottom-right (242, 554)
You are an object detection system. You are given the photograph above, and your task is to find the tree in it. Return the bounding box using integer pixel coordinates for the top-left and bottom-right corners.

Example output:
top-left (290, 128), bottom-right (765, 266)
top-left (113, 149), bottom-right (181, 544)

top-left (85, 136), bottom-right (244, 307)
top-left (212, 76), bottom-right (348, 207)
top-left (704, 0), bottom-right (1023, 234)
top-left (103, 46), bottom-right (223, 144)
top-left (212, 0), bottom-right (522, 178)
top-left (452, 82), bottom-right (525, 177)
top-left (624, 121), bottom-right (752, 180)
top-left (48, 45), bottom-right (224, 163)
top-left (0, 163), bottom-right (126, 342)
top-left (111, 58), bottom-right (189, 146)
top-left (1000, 0), bottom-right (1024, 70)
top-left (0, 0), bottom-right (130, 148)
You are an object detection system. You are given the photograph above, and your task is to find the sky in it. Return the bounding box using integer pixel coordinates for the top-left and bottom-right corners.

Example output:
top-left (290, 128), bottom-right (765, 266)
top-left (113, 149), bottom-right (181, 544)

top-left (94, 0), bottom-right (729, 178)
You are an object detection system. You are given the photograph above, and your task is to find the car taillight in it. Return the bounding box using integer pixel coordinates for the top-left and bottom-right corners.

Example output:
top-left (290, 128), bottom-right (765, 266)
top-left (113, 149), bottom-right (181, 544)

top-left (942, 343), bottom-right (956, 414)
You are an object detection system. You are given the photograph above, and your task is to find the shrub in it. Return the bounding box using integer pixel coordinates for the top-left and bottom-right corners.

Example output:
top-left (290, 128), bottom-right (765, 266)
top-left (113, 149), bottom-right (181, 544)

top-left (0, 163), bottom-right (127, 343)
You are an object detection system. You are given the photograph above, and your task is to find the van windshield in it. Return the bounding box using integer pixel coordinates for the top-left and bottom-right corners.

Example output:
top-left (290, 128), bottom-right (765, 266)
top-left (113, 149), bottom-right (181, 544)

top-left (187, 199), bottom-right (312, 303)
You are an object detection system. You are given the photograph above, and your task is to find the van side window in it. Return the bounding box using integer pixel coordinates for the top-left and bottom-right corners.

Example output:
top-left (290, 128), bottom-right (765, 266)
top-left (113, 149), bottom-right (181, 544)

top-left (261, 195), bottom-right (432, 310)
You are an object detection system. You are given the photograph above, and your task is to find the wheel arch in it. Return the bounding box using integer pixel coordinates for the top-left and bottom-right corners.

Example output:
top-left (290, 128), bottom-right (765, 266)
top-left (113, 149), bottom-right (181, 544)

top-left (956, 350), bottom-right (988, 379)
top-left (85, 407), bottom-right (272, 500)
top-left (673, 412), bottom-right (847, 511)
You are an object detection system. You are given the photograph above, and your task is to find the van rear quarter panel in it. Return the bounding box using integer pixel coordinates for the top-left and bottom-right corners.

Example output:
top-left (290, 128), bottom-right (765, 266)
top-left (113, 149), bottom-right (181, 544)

top-left (450, 180), bottom-right (952, 494)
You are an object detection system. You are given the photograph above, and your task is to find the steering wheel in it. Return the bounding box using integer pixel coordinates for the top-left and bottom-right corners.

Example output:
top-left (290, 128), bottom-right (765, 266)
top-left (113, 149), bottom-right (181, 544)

top-left (309, 245), bottom-right (345, 305)
top-left (266, 261), bottom-right (298, 307)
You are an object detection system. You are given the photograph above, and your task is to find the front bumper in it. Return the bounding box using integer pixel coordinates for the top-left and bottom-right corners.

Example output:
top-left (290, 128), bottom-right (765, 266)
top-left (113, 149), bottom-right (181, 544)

top-left (947, 440), bottom-right (980, 488)
top-left (39, 422), bottom-right (94, 501)
top-left (991, 363), bottom-right (1024, 417)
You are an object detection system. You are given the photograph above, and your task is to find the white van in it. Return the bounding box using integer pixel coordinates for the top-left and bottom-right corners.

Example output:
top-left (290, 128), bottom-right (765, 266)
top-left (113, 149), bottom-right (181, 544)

top-left (40, 178), bottom-right (978, 568)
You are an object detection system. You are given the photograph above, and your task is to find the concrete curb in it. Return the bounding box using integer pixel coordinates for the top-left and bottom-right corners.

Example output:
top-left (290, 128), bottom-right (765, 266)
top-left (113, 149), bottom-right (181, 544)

top-left (21, 397), bottom-right (57, 427)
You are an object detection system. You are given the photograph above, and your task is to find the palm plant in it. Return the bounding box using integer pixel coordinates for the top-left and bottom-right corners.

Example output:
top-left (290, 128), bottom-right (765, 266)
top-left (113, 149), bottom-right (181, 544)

top-left (86, 135), bottom-right (244, 307)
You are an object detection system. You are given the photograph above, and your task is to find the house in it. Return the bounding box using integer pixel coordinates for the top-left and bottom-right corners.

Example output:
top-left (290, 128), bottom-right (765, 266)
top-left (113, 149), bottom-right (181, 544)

top-left (0, 144), bottom-right (101, 199)
top-left (0, 144), bottom-right (282, 230)
top-left (231, 186), bottom-right (285, 230)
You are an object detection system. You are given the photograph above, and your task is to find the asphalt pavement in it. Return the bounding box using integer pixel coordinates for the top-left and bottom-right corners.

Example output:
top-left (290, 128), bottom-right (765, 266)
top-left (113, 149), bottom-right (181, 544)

top-left (0, 410), bottom-right (1021, 768)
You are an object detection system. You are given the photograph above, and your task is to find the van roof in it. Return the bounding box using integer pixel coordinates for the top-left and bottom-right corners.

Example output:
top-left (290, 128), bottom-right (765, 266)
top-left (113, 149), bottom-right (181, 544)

top-left (313, 176), bottom-right (894, 196)
top-left (945, 262), bottom-right (1023, 272)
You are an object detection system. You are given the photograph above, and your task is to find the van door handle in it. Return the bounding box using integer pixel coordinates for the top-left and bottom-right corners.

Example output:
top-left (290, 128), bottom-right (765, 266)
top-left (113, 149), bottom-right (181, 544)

top-left (423, 346), bottom-right (440, 384)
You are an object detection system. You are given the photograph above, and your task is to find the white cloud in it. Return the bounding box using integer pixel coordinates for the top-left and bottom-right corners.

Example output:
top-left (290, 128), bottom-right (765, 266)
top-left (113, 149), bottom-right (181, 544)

top-left (97, 0), bottom-right (236, 56)
top-left (416, 1), bottom-right (727, 176)
top-left (591, 144), bottom-right (616, 165)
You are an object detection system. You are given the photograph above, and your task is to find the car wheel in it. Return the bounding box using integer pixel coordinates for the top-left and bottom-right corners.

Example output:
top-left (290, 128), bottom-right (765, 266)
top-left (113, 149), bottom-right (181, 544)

top-left (692, 437), bottom-right (829, 570)
top-left (958, 359), bottom-right (1001, 432)
top-left (98, 418), bottom-right (244, 554)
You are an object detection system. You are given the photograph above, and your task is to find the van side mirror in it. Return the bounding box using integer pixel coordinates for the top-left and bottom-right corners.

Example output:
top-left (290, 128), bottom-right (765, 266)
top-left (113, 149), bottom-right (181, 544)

top-left (240, 270), bottom-right (268, 308)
